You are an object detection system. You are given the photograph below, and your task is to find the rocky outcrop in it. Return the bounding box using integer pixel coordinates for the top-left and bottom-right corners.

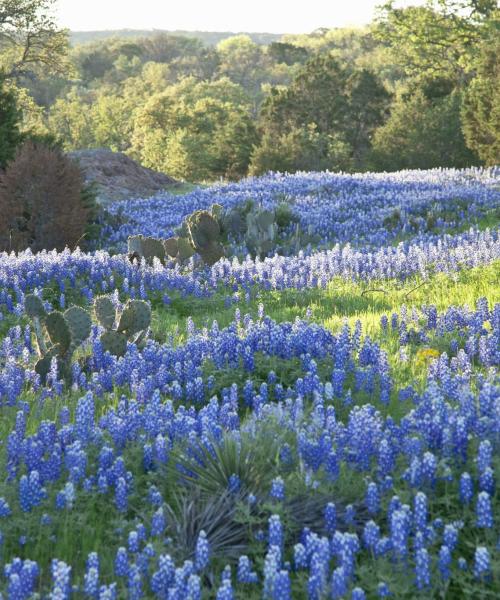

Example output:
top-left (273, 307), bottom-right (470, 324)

top-left (69, 148), bottom-right (177, 204)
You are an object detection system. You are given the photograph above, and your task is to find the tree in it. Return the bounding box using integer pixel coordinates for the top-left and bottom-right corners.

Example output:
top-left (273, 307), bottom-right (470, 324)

top-left (375, 0), bottom-right (498, 85)
top-left (461, 32), bottom-right (500, 165)
top-left (0, 76), bottom-right (22, 168)
top-left (370, 88), bottom-right (478, 171)
top-left (0, 141), bottom-right (88, 252)
top-left (0, 0), bottom-right (71, 80)
top-left (267, 42), bottom-right (309, 66)
top-left (251, 55), bottom-right (389, 174)
top-left (130, 78), bottom-right (258, 181)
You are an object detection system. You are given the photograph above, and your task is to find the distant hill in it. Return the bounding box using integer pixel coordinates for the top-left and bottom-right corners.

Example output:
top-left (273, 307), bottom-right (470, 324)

top-left (69, 30), bottom-right (284, 47)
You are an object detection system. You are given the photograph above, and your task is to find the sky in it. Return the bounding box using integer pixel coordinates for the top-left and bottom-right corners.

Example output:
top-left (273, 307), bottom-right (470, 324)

top-left (56, 0), bottom-right (424, 34)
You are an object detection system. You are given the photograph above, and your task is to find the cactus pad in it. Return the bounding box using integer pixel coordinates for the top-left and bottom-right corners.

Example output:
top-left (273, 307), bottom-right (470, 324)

top-left (25, 294), bottom-right (46, 318)
top-left (142, 237), bottom-right (165, 263)
top-left (100, 331), bottom-right (128, 357)
top-left (35, 345), bottom-right (62, 383)
top-left (187, 211), bottom-right (220, 250)
top-left (94, 296), bottom-right (116, 330)
top-left (64, 306), bottom-right (92, 346)
top-left (117, 300), bottom-right (151, 337)
top-left (127, 235), bottom-right (144, 255)
top-left (177, 237), bottom-right (196, 260)
top-left (164, 237), bottom-right (179, 258)
top-left (198, 241), bottom-right (225, 266)
top-left (45, 311), bottom-right (71, 355)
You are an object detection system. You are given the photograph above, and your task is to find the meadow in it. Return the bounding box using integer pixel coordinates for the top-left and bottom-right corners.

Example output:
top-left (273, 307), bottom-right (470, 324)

top-left (0, 166), bottom-right (499, 599)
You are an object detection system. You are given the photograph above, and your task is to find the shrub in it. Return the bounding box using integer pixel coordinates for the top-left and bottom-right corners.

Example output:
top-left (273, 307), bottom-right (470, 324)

top-left (0, 141), bottom-right (88, 252)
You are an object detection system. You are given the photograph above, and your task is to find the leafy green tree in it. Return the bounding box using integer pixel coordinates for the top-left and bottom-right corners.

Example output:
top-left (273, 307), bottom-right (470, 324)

top-left (370, 88), bottom-right (478, 170)
top-left (0, 0), bottom-right (71, 80)
top-left (0, 77), bottom-right (22, 168)
top-left (461, 32), bottom-right (500, 165)
top-left (130, 78), bottom-right (257, 181)
top-left (375, 0), bottom-right (497, 85)
top-left (267, 42), bottom-right (309, 66)
top-left (251, 55), bottom-right (389, 174)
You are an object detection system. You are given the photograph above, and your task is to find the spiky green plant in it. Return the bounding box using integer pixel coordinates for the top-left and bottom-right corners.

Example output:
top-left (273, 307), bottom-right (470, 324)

top-left (24, 293), bottom-right (91, 383)
top-left (94, 296), bottom-right (151, 357)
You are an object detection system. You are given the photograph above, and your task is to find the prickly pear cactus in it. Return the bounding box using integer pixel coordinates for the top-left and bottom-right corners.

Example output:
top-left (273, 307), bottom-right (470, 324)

top-left (118, 300), bottom-right (151, 337)
top-left (35, 345), bottom-right (62, 383)
top-left (164, 238), bottom-right (179, 258)
top-left (127, 235), bottom-right (166, 264)
top-left (95, 296), bottom-right (151, 356)
top-left (25, 300), bottom-right (92, 385)
top-left (186, 210), bottom-right (224, 265)
top-left (24, 294), bottom-right (46, 318)
top-left (177, 237), bottom-right (196, 261)
top-left (64, 306), bottom-right (92, 347)
top-left (94, 296), bottom-right (116, 329)
top-left (45, 311), bottom-right (72, 355)
top-left (100, 330), bottom-right (128, 358)
top-left (245, 208), bottom-right (277, 257)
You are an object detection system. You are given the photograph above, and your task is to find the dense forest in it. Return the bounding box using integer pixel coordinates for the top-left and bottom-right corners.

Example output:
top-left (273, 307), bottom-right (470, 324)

top-left (1, 0), bottom-right (499, 182)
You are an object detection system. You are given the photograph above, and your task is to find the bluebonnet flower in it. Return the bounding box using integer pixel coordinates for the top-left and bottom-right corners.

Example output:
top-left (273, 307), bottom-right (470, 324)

top-left (365, 482), bottom-right (380, 515)
top-left (363, 520), bottom-right (380, 551)
top-left (415, 548), bottom-right (430, 589)
top-left (479, 467), bottom-right (495, 495)
top-left (438, 545), bottom-right (451, 581)
top-left (443, 524), bottom-right (459, 552)
top-left (477, 440), bottom-right (492, 472)
top-left (390, 509), bottom-right (409, 559)
top-left (476, 492), bottom-right (493, 528)
top-left (270, 477), bottom-right (285, 501)
top-left (273, 570), bottom-right (291, 600)
top-left (331, 566), bottom-right (347, 599)
top-left (473, 547), bottom-right (490, 580)
top-left (237, 555), bottom-right (258, 584)
top-left (377, 582), bottom-right (391, 597)
top-left (324, 502), bottom-right (336, 535)
top-left (114, 548), bottom-right (128, 577)
top-left (51, 560), bottom-right (71, 600)
top-left (195, 531), bottom-right (210, 571)
top-left (268, 515), bottom-right (283, 548)
top-left (413, 492), bottom-right (427, 531)
top-left (459, 472), bottom-right (473, 504)
top-left (151, 507), bottom-right (166, 537)
top-left (115, 477), bottom-right (128, 513)
top-left (216, 580), bottom-right (234, 600)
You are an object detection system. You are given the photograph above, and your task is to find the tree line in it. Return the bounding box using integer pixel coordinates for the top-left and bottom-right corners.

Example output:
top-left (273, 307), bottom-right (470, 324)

top-left (1, 0), bottom-right (499, 181)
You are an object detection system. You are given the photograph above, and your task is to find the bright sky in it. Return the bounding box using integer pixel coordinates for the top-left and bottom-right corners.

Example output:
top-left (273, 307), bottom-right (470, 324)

top-left (56, 0), bottom-right (425, 33)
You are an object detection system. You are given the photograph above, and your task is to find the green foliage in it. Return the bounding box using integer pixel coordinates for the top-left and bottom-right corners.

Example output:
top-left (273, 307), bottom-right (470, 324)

top-left (0, 78), bottom-right (22, 168)
top-left (375, 0), bottom-right (497, 83)
top-left (370, 88), bottom-right (479, 170)
top-left (461, 30), bottom-right (500, 165)
top-left (0, 0), bottom-right (71, 81)
top-left (250, 56), bottom-right (389, 174)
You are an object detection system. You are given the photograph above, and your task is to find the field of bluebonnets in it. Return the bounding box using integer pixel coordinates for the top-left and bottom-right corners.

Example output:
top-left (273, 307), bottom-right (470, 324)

top-left (0, 166), bottom-right (499, 599)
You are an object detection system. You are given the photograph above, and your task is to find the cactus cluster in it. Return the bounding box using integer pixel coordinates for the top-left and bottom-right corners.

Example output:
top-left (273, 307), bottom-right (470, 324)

top-left (25, 294), bottom-right (91, 383)
top-left (129, 205), bottom-right (226, 267)
top-left (94, 296), bottom-right (151, 357)
top-left (244, 208), bottom-right (277, 257)
top-left (127, 200), bottom-right (300, 265)
top-left (127, 235), bottom-right (166, 264)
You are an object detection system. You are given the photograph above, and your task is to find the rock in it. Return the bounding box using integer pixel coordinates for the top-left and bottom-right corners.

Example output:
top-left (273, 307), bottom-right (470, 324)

top-left (69, 148), bottom-right (177, 204)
